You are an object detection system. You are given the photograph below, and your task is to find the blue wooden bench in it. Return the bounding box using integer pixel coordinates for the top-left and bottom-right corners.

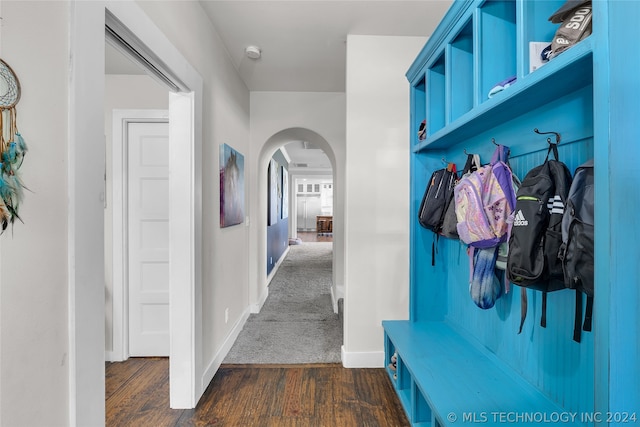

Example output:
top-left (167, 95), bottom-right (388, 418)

top-left (383, 320), bottom-right (579, 427)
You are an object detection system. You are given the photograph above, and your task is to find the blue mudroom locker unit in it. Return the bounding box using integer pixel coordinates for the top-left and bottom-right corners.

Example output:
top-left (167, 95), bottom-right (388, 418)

top-left (382, 1), bottom-right (640, 426)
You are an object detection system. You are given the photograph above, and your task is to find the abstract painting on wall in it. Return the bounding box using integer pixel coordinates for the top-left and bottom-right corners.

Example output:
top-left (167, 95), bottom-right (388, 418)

top-left (220, 143), bottom-right (245, 228)
top-left (281, 166), bottom-right (288, 219)
top-left (268, 159), bottom-right (278, 225)
top-left (276, 164), bottom-right (282, 220)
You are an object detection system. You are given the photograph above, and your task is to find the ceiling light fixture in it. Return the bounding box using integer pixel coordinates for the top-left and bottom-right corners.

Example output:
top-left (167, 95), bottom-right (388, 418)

top-left (245, 45), bottom-right (261, 60)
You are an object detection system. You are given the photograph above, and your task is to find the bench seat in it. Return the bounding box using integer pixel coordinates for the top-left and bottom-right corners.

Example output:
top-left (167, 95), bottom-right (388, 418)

top-left (383, 320), bottom-right (578, 427)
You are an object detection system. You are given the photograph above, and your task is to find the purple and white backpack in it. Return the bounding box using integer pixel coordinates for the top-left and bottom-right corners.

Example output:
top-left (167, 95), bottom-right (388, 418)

top-left (454, 145), bottom-right (517, 248)
top-left (454, 145), bottom-right (518, 309)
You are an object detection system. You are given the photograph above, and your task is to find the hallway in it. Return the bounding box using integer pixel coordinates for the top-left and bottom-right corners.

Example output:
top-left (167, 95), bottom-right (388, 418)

top-left (224, 241), bottom-right (341, 364)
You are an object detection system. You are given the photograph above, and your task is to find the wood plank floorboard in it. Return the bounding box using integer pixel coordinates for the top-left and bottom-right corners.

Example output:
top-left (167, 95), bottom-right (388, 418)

top-left (106, 358), bottom-right (409, 427)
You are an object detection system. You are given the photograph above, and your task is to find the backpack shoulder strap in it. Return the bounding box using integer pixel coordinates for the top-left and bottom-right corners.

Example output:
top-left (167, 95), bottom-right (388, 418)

top-left (461, 153), bottom-right (481, 175)
top-left (574, 290), bottom-right (594, 343)
top-left (518, 287), bottom-right (527, 334)
top-left (546, 141), bottom-right (559, 162)
top-left (490, 144), bottom-right (510, 165)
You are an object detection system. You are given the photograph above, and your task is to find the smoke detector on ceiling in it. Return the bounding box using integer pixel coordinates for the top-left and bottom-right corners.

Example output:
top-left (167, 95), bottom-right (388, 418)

top-left (245, 45), bottom-right (261, 60)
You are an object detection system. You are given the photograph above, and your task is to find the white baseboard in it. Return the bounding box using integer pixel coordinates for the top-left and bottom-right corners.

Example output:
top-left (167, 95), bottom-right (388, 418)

top-left (331, 285), bottom-right (344, 314)
top-left (251, 286), bottom-right (269, 314)
top-left (266, 246), bottom-right (290, 285)
top-left (252, 246), bottom-right (290, 313)
top-left (341, 345), bottom-right (385, 368)
top-left (331, 286), bottom-right (338, 314)
top-left (200, 306), bottom-right (251, 394)
top-left (105, 350), bottom-right (121, 362)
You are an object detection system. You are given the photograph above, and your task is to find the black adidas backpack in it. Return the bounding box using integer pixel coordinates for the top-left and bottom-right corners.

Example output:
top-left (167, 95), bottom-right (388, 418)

top-left (507, 143), bottom-right (573, 332)
top-left (559, 159), bottom-right (594, 342)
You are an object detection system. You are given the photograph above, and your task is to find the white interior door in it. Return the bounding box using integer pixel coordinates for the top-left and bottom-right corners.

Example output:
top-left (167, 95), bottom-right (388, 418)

top-left (128, 121), bottom-right (170, 357)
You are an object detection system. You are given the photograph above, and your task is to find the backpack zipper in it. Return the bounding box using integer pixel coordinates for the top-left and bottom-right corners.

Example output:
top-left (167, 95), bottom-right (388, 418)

top-left (434, 176), bottom-right (444, 198)
top-left (517, 195), bottom-right (544, 213)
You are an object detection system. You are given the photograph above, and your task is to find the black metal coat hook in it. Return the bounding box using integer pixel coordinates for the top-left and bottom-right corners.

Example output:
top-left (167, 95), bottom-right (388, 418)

top-left (534, 128), bottom-right (561, 145)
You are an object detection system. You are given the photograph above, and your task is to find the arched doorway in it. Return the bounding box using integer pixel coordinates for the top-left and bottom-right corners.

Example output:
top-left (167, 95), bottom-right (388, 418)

top-left (252, 128), bottom-right (343, 316)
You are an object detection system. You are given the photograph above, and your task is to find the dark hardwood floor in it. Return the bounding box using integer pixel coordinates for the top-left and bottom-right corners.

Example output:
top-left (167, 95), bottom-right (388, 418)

top-left (106, 358), bottom-right (409, 426)
top-left (107, 228), bottom-right (404, 425)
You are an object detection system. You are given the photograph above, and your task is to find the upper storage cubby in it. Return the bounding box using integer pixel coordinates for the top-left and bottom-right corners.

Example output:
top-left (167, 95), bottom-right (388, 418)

top-left (427, 53), bottom-right (446, 136)
top-left (412, 76), bottom-right (426, 147)
top-left (478, 0), bottom-right (516, 104)
top-left (449, 19), bottom-right (474, 122)
top-left (519, 1), bottom-right (567, 76)
top-left (409, 0), bottom-right (593, 152)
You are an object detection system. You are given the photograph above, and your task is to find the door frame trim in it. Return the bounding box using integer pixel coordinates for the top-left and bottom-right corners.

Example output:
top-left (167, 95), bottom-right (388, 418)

top-left (69, 3), bottom-right (204, 422)
top-left (109, 110), bottom-right (169, 363)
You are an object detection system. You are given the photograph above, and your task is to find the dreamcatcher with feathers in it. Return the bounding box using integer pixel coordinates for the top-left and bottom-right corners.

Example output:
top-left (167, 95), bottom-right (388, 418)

top-left (0, 58), bottom-right (28, 233)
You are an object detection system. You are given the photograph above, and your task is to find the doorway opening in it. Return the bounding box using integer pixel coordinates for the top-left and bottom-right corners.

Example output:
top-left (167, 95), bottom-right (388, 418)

top-left (294, 177), bottom-right (333, 241)
top-left (105, 21), bottom-right (173, 358)
top-left (98, 4), bottom-right (203, 411)
top-left (69, 5), bottom-right (203, 422)
top-left (249, 130), bottom-right (342, 365)
top-left (105, 15), bottom-right (173, 360)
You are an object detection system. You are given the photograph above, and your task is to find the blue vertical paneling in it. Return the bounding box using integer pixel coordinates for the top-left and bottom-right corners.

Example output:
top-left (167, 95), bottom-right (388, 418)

top-left (595, 1), bottom-right (640, 423)
top-left (411, 152), bottom-right (448, 322)
top-left (421, 85), bottom-right (596, 416)
top-left (590, 2), bottom-right (611, 423)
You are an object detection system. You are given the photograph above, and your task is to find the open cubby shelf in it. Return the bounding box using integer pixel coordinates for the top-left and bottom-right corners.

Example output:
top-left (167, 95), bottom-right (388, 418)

top-left (381, 0), bottom-right (640, 425)
top-left (413, 36), bottom-right (593, 153)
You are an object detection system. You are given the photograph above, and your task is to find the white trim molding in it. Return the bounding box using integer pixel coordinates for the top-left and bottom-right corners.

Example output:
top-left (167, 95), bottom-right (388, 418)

top-left (70, 4), bottom-right (204, 425)
top-left (200, 306), bottom-right (251, 392)
top-left (341, 345), bottom-right (384, 368)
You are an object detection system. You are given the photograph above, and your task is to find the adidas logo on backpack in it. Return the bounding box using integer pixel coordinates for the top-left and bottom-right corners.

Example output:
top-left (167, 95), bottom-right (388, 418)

top-left (513, 210), bottom-right (528, 226)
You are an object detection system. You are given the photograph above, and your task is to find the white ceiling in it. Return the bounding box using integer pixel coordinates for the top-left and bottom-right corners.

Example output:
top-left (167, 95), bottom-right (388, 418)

top-left (284, 140), bottom-right (333, 170)
top-left (105, 0), bottom-right (453, 172)
top-left (199, 0), bottom-right (452, 92)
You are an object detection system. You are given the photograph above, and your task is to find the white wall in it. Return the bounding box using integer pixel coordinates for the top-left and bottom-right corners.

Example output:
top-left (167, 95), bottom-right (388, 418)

top-left (250, 92), bottom-right (346, 310)
top-left (0, 2), bottom-right (427, 424)
top-left (343, 35), bottom-right (426, 367)
top-left (136, 1), bottom-right (251, 394)
top-left (1, 1), bottom-right (250, 424)
top-left (103, 74), bottom-right (169, 352)
top-left (0, 2), bottom-right (71, 425)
